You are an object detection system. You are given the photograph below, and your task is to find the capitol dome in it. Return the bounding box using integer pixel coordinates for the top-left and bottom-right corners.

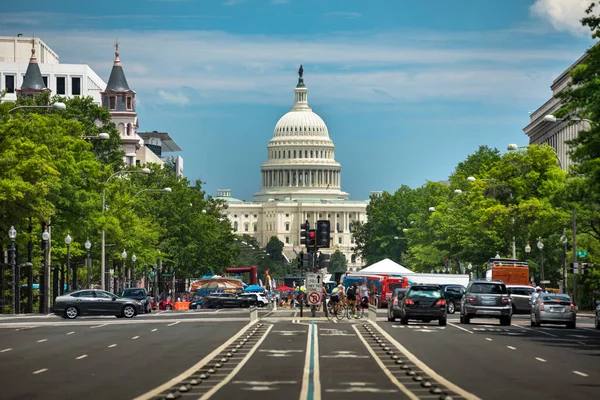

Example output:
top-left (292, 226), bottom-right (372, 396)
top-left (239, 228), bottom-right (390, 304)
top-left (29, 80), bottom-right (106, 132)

top-left (254, 66), bottom-right (348, 202)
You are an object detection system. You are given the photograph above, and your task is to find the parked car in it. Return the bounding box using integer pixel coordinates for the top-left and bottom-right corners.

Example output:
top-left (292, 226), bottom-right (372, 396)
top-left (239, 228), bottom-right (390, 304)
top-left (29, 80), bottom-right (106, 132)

top-left (398, 284), bottom-right (447, 326)
top-left (121, 288), bottom-right (152, 313)
top-left (506, 285), bottom-right (535, 314)
top-left (596, 300), bottom-right (600, 329)
top-left (531, 293), bottom-right (576, 329)
top-left (460, 280), bottom-right (512, 326)
top-left (239, 293), bottom-right (269, 307)
top-left (205, 293), bottom-right (250, 309)
top-left (387, 288), bottom-right (408, 321)
top-left (54, 289), bottom-right (143, 319)
top-left (439, 284), bottom-right (465, 314)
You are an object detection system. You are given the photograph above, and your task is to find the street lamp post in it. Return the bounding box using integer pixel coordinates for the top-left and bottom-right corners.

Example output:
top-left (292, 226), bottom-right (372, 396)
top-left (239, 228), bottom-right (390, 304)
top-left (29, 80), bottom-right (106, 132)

top-left (42, 227), bottom-right (50, 314)
top-left (101, 168), bottom-right (151, 290)
top-left (560, 231), bottom-right (568, 294)
top-left (121, 250), bottom-right (127, 292)
top-left (65, 233), bottom-right (72, 292)
top-left (8, 226), bottom-right (17, 313)
top-left (8, 102), bottom-right (66, 113)
top-left (467, 263), bottom-right (473, 280)
top-left (85, 239), bottom-right (92, 289)
top-left (537, 238), bottom-right (545, 286)
top-left (131, 254), bottom-right (137, 288)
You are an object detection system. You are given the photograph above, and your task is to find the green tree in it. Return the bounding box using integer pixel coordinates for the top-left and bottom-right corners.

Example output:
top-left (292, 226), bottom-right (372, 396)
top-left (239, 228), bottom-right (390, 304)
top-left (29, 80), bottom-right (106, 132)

top-left (328, 250), bottom-right (348, 273)
top-left (265, 236), bottom-right (284, 261)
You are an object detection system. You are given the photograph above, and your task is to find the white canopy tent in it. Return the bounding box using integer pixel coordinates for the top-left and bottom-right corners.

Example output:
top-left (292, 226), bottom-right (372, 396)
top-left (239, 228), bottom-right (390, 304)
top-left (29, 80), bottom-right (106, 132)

top-left (353, 258), bottom-right (413, 276)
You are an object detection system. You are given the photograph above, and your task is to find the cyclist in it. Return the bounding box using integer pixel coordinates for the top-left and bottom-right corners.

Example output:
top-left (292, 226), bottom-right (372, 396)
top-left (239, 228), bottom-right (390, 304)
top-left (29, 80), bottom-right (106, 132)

top-left (346, 283), bottom-right (358, 318)
top-left (359, 281), bottom-right (369, 311)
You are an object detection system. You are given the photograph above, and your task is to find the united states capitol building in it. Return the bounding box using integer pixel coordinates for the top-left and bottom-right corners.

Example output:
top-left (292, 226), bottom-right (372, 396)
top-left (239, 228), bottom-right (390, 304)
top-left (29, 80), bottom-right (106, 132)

top-left (217, 67), bottom-right (369, 270)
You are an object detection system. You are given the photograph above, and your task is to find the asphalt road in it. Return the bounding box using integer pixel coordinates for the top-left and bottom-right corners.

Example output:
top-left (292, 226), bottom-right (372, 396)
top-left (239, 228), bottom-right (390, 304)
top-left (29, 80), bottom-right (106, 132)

top-left (1, 307), bottom-right (598, 399)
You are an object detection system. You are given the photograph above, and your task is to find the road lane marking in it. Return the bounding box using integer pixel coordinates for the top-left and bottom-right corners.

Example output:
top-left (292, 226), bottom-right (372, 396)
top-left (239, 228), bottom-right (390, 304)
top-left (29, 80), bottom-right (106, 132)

top-left (32, 369), bottom-right (47, 375)
top-left (579, 327), bottom-right (600, 334)
top-left (368, 322), bottom-right (480, 400)
top-left (132, 336), bottom-right (139, 340)
top-left (353, 325), bottom-right (418, 400)
top-left (507, 346), bottom-right (516, 350)
top-left (535, 357), bottom-right (547, 362)
top-left (37, 339), bottom-right (47, 343)
top-left (151, 328), bottom-right (157, 332)
top-left (1, 348), bottom-right (12, 353)
top-left (66, 331), bottom-right (75, 335)
top-left (447, 322), bottom-right (473, 334)
top-left (515, 324), bottom-right (557, 337)
top-left (76, 355), bottom-right (88, 360)
top-left (108, 344), bottom-right (117, 348)
top-left (167, 321), bottom-right (180, 327)
top-left (133, 319), bottom-right (261, 400)
top-left (485, 338), bottom-right (493, 341)
top-left (199, 325), bottom-right (273, 400)
top-left (300, 321), bottom-right (322, 400)
top-left (90, 324), bottom-right (107, 329)
top-left (573, 371), bottom-right (589, 377)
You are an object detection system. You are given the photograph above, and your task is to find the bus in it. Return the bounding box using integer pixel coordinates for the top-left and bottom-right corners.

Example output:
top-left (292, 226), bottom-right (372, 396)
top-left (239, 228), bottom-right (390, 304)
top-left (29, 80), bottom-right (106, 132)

top-left (486, 258), bottom-right (530, 286)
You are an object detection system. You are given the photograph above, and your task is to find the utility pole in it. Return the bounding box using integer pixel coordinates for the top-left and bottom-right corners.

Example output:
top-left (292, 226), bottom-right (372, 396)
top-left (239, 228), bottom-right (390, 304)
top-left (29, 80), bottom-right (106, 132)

top-left (572, 209), bottom-right (578, 305)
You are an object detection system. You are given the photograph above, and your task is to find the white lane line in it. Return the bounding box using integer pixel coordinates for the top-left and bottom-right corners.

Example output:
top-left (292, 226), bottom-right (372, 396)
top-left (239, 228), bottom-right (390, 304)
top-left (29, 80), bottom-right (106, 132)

top-left (579, 327), bottom-right (600, 334)
top-left (507, 346), bottom-right (516, 350)
top-left (485, 338), bottom-right (493, 342)
top-left (108, 344), bottom-right (117, 348)
top-left (447, 322), bottom-right (474, 334)
top-left (37, 339), bottom-right (47, 343)
top-left (32, 368), bottom-right (48, 375)
top-left (198, 325), bottom-right (273, 400)
top-left (66, 331), bottom-right (75, 335)
top-left (353, 325), bottom-right (418, 400)
top-left (132, 336), bottom-right (140, 340)
top-left (369, 322), bottom-right (479, 400)
top-left (515, 324), bottom-right (558, 337)
top-left (167, 321), bottom-right (180, 327)
top-left (573, 371), bottom-right (589, 377)
top-left (76, 355), bottom-right (88, 360)
top-left (1, 348), bottom-right (13, 353)
top-left (535, 357), bottom-right (547, 362)
top-left (133, 319), bottom-right (260, 400)
top-left (151, 328), bottom-right (158, 332)
top-left (90, 324), bottom-right (107, 329)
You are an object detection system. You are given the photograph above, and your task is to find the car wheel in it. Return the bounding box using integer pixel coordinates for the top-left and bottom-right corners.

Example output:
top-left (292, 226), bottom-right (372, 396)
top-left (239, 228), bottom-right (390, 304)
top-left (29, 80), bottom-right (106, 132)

top-left (447, 300), bottom-right (455, 314)
top-left (596, 314), bottom-right (600, 329)
top-left (387, 309), bottom-right (394, 322)
top-left (500, 316), bottom-right (511, 326)
top-left (400, 315), bottom-right (409, 325)
top-left (65, 306), bottom-right (79, 319)
top-left (122, 305), bottom-right (136, 319)
top-left (566, 321), bottom-right (576, 329)
top-left (462, 314), bottom-right (471, 324)
top-left (439, 317), bottom-right (447, 326)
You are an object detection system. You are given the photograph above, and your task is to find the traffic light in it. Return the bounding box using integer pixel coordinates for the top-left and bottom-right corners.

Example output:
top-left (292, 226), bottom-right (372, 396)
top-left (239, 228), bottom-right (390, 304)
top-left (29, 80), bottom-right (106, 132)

top-left (318, 252), bottom-right (331, 270)
top-left (308, 229), bottom-right (317, 252)
top-left (302, 252), bottom-right (312, 269)
top-left (316, 220), bottom-right (330, 248)
top-left (300, 220), bottom-right (310, 249)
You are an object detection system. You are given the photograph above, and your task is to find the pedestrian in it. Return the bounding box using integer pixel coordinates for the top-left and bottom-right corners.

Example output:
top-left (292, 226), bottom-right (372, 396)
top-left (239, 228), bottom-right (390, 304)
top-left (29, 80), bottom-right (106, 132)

top-left (530, 286), bottom-right (542, 306)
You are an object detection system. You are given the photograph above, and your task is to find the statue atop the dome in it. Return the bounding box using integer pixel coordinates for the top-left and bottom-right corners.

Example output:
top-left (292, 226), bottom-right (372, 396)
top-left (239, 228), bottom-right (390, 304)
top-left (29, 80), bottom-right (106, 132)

top-left (298, 64), bottom-right (304, 78)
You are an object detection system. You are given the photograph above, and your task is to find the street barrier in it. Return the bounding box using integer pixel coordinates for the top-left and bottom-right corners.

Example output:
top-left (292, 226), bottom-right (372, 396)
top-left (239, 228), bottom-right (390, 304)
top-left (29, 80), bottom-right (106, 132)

top-left (173, 302), bottom-right (191, 310)
top-left (368, 304), bottom-right (377, 323)
top-left (250, 306), bottom-right (258, 322)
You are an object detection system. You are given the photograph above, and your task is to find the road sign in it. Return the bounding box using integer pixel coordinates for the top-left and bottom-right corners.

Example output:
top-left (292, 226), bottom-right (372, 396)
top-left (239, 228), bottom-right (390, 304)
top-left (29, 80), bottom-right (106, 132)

top-left (305, 272), bottom-right (323, 292)
top-left (540, 280), bottom-right (550, 284)
top-left (307, 291), bottom-right (321, 305)
top-left (577, 250), bottom-right (588, 258)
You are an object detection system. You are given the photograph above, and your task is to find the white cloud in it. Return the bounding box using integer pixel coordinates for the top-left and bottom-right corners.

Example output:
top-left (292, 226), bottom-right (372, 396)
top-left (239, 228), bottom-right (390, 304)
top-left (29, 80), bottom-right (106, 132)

top-left (4, 18), bottom-right (587, 107)
top-left (530, 0), bottom-right (590, 36)
top-left (157, 90), bottom-right (191, 106)
top-left (324, 12), bottom-right (362, 19)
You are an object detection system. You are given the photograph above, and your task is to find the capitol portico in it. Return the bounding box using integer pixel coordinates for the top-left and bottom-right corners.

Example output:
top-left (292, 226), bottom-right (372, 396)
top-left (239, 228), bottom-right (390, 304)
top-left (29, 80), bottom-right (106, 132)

top-left (218, 67), bottom-right (369, 270)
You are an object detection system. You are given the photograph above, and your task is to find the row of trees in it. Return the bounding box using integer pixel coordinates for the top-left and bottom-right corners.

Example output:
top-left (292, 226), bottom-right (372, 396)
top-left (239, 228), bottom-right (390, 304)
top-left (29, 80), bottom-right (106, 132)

top-left (1, 93), bottom-right (238, 296)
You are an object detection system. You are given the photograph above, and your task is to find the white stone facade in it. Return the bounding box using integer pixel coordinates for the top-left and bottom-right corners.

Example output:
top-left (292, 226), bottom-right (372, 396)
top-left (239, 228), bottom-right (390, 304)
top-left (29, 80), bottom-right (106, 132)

top-left (218, 71), bottom-right (368, 270)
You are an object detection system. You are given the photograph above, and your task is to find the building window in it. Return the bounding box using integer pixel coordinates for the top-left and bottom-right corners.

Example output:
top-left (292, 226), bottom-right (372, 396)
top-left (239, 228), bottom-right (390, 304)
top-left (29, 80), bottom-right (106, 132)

top-left (253, 223), bottom-right (257, 232)
top-left (126, 124), bottom-right (132, 136)
top-left (4, 75), bottom-right (15, 93)
top-left (245, 214), bottom-right (248, 218)
top-left (71, 77), bottom-right (81, 95)
top-left (286, 214), bottom-right (289, 217)
top-left (109, 96), bottom-right (116, 110)
top-left (285, 222), bottom-right (290, 231)
top-left (244, 223), bottom-right (249, 232)
top-left (42, 76), bottom-right (48, 88)
top-left (286, 237), bottom-right (290, 244)
top-left (234, 215), bottom-right (237, 218)
top-left (338, 237), bottom-right (342, 244)
top-left (351, 254), bottom-right (357, 263)
top-left (56, 76), bottom-right (66, 95)
top-left (234, 222), bottom-right (238, 231)
top-left (126, 97), bottom-right (133, 110)
top-left (254, 214), bottom-right (257, 218)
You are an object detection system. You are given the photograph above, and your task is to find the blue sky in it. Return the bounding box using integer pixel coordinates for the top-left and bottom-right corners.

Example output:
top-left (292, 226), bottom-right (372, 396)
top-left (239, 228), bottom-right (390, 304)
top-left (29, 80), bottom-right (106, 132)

top-left (0, 0), bottom-right (595, 201)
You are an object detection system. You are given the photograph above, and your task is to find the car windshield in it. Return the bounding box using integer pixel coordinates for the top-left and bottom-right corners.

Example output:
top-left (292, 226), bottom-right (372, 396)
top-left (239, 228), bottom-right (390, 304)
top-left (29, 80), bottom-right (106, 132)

top-left (542, 294), bottom-right (571, 302)
top-left (471, 284), bottom-right (506, 294)
top-left (408, 288), bottom-right (441, 298)
top-left (123, 289), bottom-right (146, 297)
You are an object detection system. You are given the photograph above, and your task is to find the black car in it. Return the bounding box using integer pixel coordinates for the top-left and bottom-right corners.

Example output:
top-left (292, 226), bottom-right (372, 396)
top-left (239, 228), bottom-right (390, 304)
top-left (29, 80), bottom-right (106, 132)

top-left (121, 288), bottom-right (152, 313)
top-left (399, 284), bottom-right (447, 326)
top-left (54, 289), bottom-right (144, 319)
top-left (439, 284), bottom-right (466, 314)
top-left (460, 280), bottom-right (512, 326)
top-left (387, 288), bottom-right (408, 321)
top-left (205, 293), bottom-right (250, 309)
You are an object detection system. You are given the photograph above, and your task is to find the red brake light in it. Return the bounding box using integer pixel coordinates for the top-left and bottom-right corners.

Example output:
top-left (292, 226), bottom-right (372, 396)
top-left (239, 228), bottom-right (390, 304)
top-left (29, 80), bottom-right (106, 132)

top-left (502, 297), bottom-right (510, 304)
top-left (405, 299), bottom-right (414, 305)
top-left (436, 299), bottom-right (446, 307)
top-left (393, 297), bottom-right (398, 306)
top-left (466, 296), bottom-right (476, 303)
top-left (539, 302), bottom-right (545, 311)
top-left (570, 303), bottom-right (575, 312)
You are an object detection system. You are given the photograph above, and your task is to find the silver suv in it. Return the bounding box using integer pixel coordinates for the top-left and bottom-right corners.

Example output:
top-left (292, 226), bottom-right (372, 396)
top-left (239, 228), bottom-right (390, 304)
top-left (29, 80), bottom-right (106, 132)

top-left (507, 285), bottom-right (535, 314)
top-left (460, 280), bottom-right (512, 326)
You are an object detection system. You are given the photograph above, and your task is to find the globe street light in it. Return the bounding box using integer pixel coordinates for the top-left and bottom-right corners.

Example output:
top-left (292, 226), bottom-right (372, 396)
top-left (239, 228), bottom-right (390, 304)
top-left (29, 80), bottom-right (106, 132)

top-left (121, 250), bottom-right (127, 292)
top-left (428, 207), bottom-right (436, 212)
top-left (131, 254), bottom-right (137, 288)
top-left (81, 132), bottom-right (110, 141)
top-left (8, 101), bottom-right (66, 113)
top-left (42, 227), bottom-right (50, 314)
top-left (85, 239), bottom-right (92, 289)
top-left (8, 226), bottom-right (17, 313)
top-left (537, 238), bottom-right (545, 284)
top-left (467, 263), bottom-right (473, 279)
top-left (65, 233), bottom-right (72, 292)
